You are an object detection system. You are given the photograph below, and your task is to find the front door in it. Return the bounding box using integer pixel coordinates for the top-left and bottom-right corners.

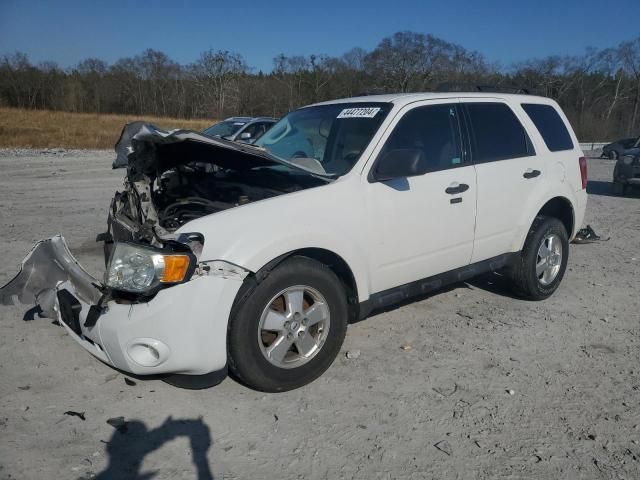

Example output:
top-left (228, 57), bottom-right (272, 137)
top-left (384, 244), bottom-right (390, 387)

top-left (364, 101), bottom-right (477, 294)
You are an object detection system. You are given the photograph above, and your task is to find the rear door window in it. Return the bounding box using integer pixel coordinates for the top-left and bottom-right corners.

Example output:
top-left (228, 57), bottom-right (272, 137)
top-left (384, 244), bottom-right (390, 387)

top-left (464, 102), bottom-right (534, 163)
top-left (378, 104), bottom-right (464, 173)
top-left (521, 103), bottom-right (574, 152)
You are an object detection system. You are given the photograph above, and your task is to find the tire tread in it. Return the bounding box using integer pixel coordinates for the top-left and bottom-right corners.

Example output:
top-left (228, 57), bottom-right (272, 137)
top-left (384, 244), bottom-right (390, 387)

top-left (508, 215), bottom-right (569, 300)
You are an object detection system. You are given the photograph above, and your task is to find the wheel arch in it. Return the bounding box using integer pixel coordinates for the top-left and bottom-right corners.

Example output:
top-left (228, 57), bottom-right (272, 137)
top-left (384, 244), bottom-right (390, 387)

top-left (516, 196), bottom-right (575, 252)
top-left (513, 194), bottom-right (576, 252)
top-left (537, 196), bottom-right (575, 238)
top-left (235, 247), bottom-right (363, 323)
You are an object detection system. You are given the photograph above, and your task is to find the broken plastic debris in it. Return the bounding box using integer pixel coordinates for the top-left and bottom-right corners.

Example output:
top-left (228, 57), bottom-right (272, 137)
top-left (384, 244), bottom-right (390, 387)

top-left (434, 440), bottom-right (452, 456)
top-left (124, 377), bottom-right (136, 386)
top-left (345, 350), bottom-right (361, 359)
top-left (64, 411), bottom-right (86, 421)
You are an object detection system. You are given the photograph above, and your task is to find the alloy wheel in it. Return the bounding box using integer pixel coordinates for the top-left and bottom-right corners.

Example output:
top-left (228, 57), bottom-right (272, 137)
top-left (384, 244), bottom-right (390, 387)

top-left (257, 285), bottom-right (331, 369)
top-left (536, 233), bottom-right (563, 286)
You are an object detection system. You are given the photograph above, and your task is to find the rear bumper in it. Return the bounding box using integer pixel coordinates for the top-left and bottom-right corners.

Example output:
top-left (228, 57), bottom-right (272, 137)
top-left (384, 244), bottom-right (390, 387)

top-left (1, 236), bottom-right (242, 376)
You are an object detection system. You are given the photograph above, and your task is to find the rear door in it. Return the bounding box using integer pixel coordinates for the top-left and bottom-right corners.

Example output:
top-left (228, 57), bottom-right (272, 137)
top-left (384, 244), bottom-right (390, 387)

top-left (365, 100), bottom-right (477, 293)
top-left (463, 100), bottom-right (543, 262)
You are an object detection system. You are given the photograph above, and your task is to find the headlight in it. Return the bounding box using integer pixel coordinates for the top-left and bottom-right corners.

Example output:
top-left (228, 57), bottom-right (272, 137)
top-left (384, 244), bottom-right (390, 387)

top-left (622, 156), bottom-right (634, 165)
top-left (105, 242), bottom-right (192, 293)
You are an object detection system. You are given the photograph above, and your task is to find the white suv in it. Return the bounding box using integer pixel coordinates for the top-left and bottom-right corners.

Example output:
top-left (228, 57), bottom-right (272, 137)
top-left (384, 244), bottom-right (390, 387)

top-left (1, 92), bottom-right (588, 392)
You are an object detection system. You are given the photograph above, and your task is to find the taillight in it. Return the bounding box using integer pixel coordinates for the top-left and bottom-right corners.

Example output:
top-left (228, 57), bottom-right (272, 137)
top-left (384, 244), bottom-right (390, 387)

top-left (578, 156), bottom-right (587, 189)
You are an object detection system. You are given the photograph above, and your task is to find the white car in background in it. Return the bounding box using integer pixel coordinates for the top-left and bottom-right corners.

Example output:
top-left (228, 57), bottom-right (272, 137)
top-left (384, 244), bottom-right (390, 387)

top-left (0, 92), bottom-right (587, 392)
top-left (202, 116), bottom-right (277, 144)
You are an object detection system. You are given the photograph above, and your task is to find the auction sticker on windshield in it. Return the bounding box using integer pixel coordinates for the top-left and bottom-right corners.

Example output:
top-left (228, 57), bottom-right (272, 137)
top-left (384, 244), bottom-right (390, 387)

top-left (337, 107), bottom-right (381, 119)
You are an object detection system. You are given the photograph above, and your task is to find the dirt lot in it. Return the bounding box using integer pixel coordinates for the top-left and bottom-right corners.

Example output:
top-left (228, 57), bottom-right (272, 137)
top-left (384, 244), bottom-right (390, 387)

top-left (0, 150), bottom-right (638, 480)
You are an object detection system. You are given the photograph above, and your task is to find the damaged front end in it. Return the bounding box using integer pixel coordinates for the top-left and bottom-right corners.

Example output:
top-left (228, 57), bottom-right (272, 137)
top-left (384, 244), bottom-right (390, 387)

top-left (107, 122), bottom-right (328, 247)
top-left (0, 236), bottom-right (114, 364)
top-left (0, 235), bottom-right (105, 326)
top-left (0, 229), bottom-right (207, 360)
top-left (0, 230), bottom-right (239, 375)
top-left (0, 123), bottom-right (309, 375)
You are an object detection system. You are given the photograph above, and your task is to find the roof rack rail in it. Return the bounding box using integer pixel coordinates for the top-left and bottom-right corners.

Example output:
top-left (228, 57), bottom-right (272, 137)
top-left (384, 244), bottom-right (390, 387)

top-left (435, 83), bottom-right (531, 95)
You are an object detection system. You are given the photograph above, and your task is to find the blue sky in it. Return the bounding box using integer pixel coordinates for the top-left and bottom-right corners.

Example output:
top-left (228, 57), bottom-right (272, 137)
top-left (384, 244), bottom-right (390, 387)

top-left (1, 0), bottom-right (638, 72)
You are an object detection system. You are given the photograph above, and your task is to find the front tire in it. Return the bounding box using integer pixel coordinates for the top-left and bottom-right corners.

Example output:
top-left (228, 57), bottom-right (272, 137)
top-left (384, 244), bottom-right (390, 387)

top-left (227, 257), bottom-right (348, 392)
top-left (609, 150), bottom-right (618, 160)
top-left (508, 216), bottom-right (569, 300)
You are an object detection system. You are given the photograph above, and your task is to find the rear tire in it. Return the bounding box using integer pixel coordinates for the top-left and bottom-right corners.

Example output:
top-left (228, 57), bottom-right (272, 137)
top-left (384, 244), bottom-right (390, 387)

top-left (227, 256), bottom-right (348, 392)
top-left (508, 216), bottom-right (569, 300)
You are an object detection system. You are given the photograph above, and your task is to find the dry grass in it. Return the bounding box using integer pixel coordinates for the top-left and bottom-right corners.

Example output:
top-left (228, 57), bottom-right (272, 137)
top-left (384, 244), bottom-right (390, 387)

top-left (0, 108), bottom-right (213, 149)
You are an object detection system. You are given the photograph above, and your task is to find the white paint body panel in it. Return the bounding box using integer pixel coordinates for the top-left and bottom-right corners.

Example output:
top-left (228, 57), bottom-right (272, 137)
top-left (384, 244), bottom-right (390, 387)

top-left (364, 165), bottom-right (477, 293)
top-left (58, 274), bottom-right (242, 375)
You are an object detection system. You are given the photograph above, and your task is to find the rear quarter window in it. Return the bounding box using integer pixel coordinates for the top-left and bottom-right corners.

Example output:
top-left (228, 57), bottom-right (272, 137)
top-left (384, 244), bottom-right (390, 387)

top-left (465, 102), bottom-right (534, 163)
top-left (521, 103), bottom-right (574, 152)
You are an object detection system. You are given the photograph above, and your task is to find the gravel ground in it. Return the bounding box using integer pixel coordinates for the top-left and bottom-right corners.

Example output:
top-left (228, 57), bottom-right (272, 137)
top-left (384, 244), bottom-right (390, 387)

top-left (0, 150), bottom-right (639, 480)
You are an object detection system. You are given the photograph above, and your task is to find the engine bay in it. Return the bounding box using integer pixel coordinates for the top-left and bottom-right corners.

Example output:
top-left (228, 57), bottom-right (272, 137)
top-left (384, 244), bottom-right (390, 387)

top-left (153, 163), bottom-right (304, 231)
top-left (107, 124), bottom-right (330, 244)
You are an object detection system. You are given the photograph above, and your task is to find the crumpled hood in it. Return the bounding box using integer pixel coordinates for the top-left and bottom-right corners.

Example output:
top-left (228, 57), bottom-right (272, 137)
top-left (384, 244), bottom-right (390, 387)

top-left (112, 122), bottom-right (283, 174)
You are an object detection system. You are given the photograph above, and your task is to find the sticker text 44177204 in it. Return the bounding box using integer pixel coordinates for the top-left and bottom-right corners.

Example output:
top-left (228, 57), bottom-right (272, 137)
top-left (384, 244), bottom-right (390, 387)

top-left (337, 107), bottom-right (381, 119)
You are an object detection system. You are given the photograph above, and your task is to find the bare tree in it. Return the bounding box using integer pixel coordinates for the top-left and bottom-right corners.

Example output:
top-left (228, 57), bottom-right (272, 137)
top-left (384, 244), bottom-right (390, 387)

top-left (1, 32), bottom-right (640, 140)
top-left (618, 37), bottom-right (640, 134)
top-left (273, 54), bottom-right (309, 111)
top-left (365, 32), bottom-right (458, 92)
top-left (192, 50), bottom-right (248, 117)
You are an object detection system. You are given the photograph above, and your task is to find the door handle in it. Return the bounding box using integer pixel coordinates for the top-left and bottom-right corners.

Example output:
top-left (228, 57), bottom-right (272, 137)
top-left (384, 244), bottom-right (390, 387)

top-left (445, 183), bottom-right (469, 194)
top-left (523, 169), bottom-right (541, 179)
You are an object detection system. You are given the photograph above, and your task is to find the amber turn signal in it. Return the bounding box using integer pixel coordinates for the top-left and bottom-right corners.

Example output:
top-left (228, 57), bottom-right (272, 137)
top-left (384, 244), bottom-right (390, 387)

top-left (160, 255), bottom-right (191, 283)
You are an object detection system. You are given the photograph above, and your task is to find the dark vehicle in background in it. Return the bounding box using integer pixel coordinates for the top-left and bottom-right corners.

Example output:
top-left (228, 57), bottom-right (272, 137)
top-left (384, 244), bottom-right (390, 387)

top-left (601, 136), bottom-right (639, 160)
top-left (202, 116), bottom-right (277, 144)
top-left (612, 147), bottom-right (640, 195)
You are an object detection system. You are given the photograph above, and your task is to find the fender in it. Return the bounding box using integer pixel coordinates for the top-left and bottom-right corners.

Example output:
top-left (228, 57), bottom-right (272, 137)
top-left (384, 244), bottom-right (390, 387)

top-left (225, 233), bottom-right (370, 302)
top-left (176, 175), bottom-right (373, 302)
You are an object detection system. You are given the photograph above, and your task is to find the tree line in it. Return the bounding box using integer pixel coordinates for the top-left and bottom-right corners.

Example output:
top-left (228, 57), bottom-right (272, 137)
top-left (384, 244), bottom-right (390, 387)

top-left (1, 31), bottom-right (639, 140)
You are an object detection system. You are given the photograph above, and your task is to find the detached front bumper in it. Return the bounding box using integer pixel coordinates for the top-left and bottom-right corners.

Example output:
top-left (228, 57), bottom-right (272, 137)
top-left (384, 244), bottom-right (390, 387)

top-left (0, 236), bottom-right (242, 376)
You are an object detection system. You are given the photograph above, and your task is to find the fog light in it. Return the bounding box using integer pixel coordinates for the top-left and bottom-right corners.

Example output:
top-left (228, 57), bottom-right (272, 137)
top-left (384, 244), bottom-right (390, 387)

top-left (126, 338), bottom-right (170, 367)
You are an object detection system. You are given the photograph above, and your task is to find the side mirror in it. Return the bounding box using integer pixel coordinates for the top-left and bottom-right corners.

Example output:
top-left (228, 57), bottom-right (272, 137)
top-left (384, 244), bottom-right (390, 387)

top-left (370, 148), bottom-right (428, 182)
top-left (239, 132), bottom-right (252, 140)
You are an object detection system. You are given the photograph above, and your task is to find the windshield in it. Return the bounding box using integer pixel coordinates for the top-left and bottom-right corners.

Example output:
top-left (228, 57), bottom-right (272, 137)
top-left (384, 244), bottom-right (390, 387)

top-left (255, 102), bottom-right (391, 176)
top-left (203, 120), bottom-right (246, 138)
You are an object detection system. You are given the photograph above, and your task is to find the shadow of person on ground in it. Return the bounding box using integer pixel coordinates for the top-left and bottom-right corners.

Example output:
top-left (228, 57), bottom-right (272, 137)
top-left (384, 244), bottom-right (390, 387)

top-left (94, 416), bottom-right (214, 480)
top-left (587, 180), bottom-right (640, 198)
